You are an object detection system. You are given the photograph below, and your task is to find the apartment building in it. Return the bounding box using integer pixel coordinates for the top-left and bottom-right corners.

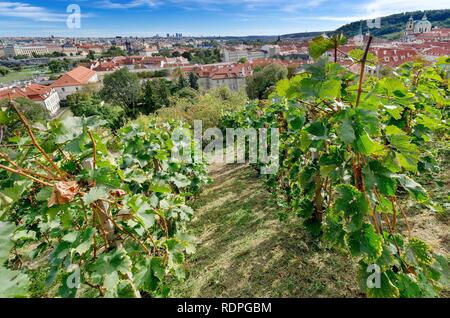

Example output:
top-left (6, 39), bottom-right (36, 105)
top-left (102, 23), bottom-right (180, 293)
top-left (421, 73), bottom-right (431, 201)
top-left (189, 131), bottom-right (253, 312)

top-left (222, 48), bottom-right (266, 63)
top-left (0, 83), bottom-right (61, 116)
top-left (191, 64), bottom-right (252, 91)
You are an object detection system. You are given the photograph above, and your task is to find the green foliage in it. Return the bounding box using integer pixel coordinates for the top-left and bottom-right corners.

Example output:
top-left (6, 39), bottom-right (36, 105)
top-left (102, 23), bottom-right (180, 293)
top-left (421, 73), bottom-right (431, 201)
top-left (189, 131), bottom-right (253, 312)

top-left (67, 91), bottom-right (126, 130)
top-left (0, 98), bottom-right (47, 140)
top-left (87, 51), bottom-right (96, 60)
top-left (188, 72), bottom-right (199, 90)
top-left (246, 63), bottom-right (288, 100)
top-left (158, 86), bottom-right (247, 129)
top-left (136, 70), bottom-right (170, 79)
top-left (187, 48), bottom-right (221, 64)
top-left (101, 68), bottom-right (141, 116)
top-left (238, 57), bottom-right (248, 64)
top-left (309, 34), bottom-right (347, 60)
top-left (103, 46), bottom-right (128, 57)
top-left (0, 66), bottom-right (10, 77)
top-left (335, 9), bottom-right (450, 38)
top-left (0, 107), bottom-right (209, 298)
top-left (225, 54), bottom-right (450, 298)
top-left (48, 59), bottom-right (72, 74)
top-left (176, 75), bottom-right (190, 91)
top-left (0, 221), bottom-right (30, 297)
top-left (141, 79), bottom-right (172, 114)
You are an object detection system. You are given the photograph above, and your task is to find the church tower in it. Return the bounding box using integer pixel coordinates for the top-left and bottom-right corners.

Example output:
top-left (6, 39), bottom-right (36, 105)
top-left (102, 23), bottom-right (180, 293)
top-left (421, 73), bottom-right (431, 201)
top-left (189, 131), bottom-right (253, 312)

top-left (354, 21), bottom-right (364, 46)
top-left (406, 15), bottom-right (414, 34)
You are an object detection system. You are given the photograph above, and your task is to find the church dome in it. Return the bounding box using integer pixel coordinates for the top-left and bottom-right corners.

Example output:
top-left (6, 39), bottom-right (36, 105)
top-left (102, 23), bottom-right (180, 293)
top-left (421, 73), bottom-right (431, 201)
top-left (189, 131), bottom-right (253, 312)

top-left (412, 13), bottom-right (432, 33)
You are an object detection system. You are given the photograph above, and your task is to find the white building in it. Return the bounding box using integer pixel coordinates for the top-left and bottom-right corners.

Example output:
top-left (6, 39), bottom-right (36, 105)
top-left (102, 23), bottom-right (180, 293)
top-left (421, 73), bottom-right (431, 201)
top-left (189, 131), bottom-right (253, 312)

top-left (4, 45), bottom-right (50, 58)
top-left (222, 48), bottom-right (266, 63)
top-left (62, 44), bottom-right (78, 56)
top-left (260, 45), bottom-right (281, 57)
top-left (0, 84), bottom-right (61, 116)
top-left (139, 46), bottom-right (159, 57)
top-left (193, 64), bottom-right (253, 91)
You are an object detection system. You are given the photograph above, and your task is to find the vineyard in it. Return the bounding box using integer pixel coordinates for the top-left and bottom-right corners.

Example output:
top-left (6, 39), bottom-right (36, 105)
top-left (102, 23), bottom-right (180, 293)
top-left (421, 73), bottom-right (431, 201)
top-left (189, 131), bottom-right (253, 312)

top-left (0, 37), bottom-right (449, 298)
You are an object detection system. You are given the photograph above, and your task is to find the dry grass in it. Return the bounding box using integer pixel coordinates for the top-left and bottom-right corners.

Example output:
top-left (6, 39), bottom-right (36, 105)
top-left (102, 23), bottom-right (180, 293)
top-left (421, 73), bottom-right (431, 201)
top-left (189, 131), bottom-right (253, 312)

top-left (172, 162), bottom-right (361, 298)
top-left (172, 147), bottom-right (449, 298)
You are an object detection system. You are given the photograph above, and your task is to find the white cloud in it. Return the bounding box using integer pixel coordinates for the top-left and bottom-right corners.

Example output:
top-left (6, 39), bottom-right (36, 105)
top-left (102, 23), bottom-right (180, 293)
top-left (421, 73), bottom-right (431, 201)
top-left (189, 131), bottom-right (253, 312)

top-left (0, 1), bottom-right (67, 21)
top-left (364, 0), bottom-right (450, 16)
top-left (95, 0), bottom-right (159, 9)
top-left (0, 2), bottom-right (95, 22)
top-left (94, 0), bottom-right (332, 11)
top-left (314, 0), bottom-right (450, 25)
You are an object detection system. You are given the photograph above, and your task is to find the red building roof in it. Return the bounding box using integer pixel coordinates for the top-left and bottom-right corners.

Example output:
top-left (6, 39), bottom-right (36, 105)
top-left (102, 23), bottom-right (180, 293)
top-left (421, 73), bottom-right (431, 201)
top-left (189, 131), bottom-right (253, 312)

top-left (0, 84), bottom-right (54, 102)
top-left (51, 66), bottom-right (97, 88)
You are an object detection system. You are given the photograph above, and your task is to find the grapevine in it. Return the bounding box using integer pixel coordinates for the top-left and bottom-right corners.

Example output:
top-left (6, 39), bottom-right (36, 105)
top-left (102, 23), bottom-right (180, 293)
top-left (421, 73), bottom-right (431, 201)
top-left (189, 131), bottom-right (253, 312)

top-left (224, 38), bottom-right (450, 297)
top-left (0, 102), bottom-right (209, 298)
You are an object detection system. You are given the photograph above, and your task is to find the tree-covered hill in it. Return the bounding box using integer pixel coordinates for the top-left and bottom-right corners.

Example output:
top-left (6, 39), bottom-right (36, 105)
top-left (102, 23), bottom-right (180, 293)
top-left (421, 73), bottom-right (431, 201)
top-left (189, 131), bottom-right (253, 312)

top-left (335, 9), bottom-right (450, 38)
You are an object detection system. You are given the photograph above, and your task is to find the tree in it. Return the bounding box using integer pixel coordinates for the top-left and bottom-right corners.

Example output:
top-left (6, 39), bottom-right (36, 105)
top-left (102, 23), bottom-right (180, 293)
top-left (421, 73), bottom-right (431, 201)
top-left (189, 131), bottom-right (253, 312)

top-left (0, 66), bottom-right (10, 77)
top-left (48, 59), bottom-right (71, 73)
top-left (238, 57), bottom-right (248, 64)
top-left (182, 51), bottom-right (192, 60)
top-left (158, 86), bottom-right (247, 129)
top-left (67, 91), bottom-right (126, 130)
top-left (175, 87), bottom-right (198, 100)
top-left (188, 72), bottom-right (199, 90)
top-left (87, 50), bottom-right (96, 60)
top-left (287, 66), bottom-right (298, 79)
top-left (246, 63), bottom-right (288, 100)
top-left (176, 75), bottom-right (190, 91)
top-left (140, 78), bottom-right (172, 114)
top-left (189, 48), bottom-right (221, 64)
top-left (48, 60), bottom-right (64, 73)
top-left (103, 46), bottom-right (127, 57)
top-left (100, 68), bottom-right (141, 116)
top-left (14, 54), bottom-right (29, 60)
top-left (136, 69), bottom-right (169, 79)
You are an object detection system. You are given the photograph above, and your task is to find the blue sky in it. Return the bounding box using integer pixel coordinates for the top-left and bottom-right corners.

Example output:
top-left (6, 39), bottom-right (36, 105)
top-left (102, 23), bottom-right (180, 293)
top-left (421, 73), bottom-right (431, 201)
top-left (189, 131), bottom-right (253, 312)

top-left (0, 0), bottom-right (449, 37)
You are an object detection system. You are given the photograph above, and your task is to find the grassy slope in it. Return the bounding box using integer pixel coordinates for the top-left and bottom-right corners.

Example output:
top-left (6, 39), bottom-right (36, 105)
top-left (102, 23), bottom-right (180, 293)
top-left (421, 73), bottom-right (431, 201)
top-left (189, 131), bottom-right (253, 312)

top-left (0, 69), bottom-right (36, 84)
top-left (172, 161), bottom-right (361, 298)
top-left (0, 67), bottom-right (55, 84)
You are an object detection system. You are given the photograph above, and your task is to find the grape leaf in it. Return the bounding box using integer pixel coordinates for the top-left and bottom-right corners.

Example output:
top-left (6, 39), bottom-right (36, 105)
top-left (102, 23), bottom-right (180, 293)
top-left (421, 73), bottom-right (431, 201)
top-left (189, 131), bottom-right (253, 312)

top-left (347, 223), bottom-right (383, 261)
top-left (0, 268), bottom-right (29, 298)
top-left (338, 119), bottom-right (356, 145)
top-left (82, 187), bottom-right (109, 205)
top-left (0, 222), bottom-right (15, 264)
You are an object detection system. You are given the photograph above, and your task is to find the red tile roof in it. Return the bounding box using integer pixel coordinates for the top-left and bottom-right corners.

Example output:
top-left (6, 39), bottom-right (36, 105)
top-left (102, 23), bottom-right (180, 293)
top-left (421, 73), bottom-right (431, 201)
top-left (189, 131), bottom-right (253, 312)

top-left (51, 66), bottom-right (97, 88)
top-left (188, 64), bottom-right (252, 80)
top-left (0, 84), bottom-right (54, 102)
top-left (91, 60), bottom-right (118, 72)
top-left (423, 47), bottom-right (450, 56)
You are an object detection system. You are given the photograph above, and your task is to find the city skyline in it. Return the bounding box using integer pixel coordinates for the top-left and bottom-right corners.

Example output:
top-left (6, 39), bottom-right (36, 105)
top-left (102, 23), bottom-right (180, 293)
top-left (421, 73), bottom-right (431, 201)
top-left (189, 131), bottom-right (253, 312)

top-left (1, 0), bottom-right (450, 37)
